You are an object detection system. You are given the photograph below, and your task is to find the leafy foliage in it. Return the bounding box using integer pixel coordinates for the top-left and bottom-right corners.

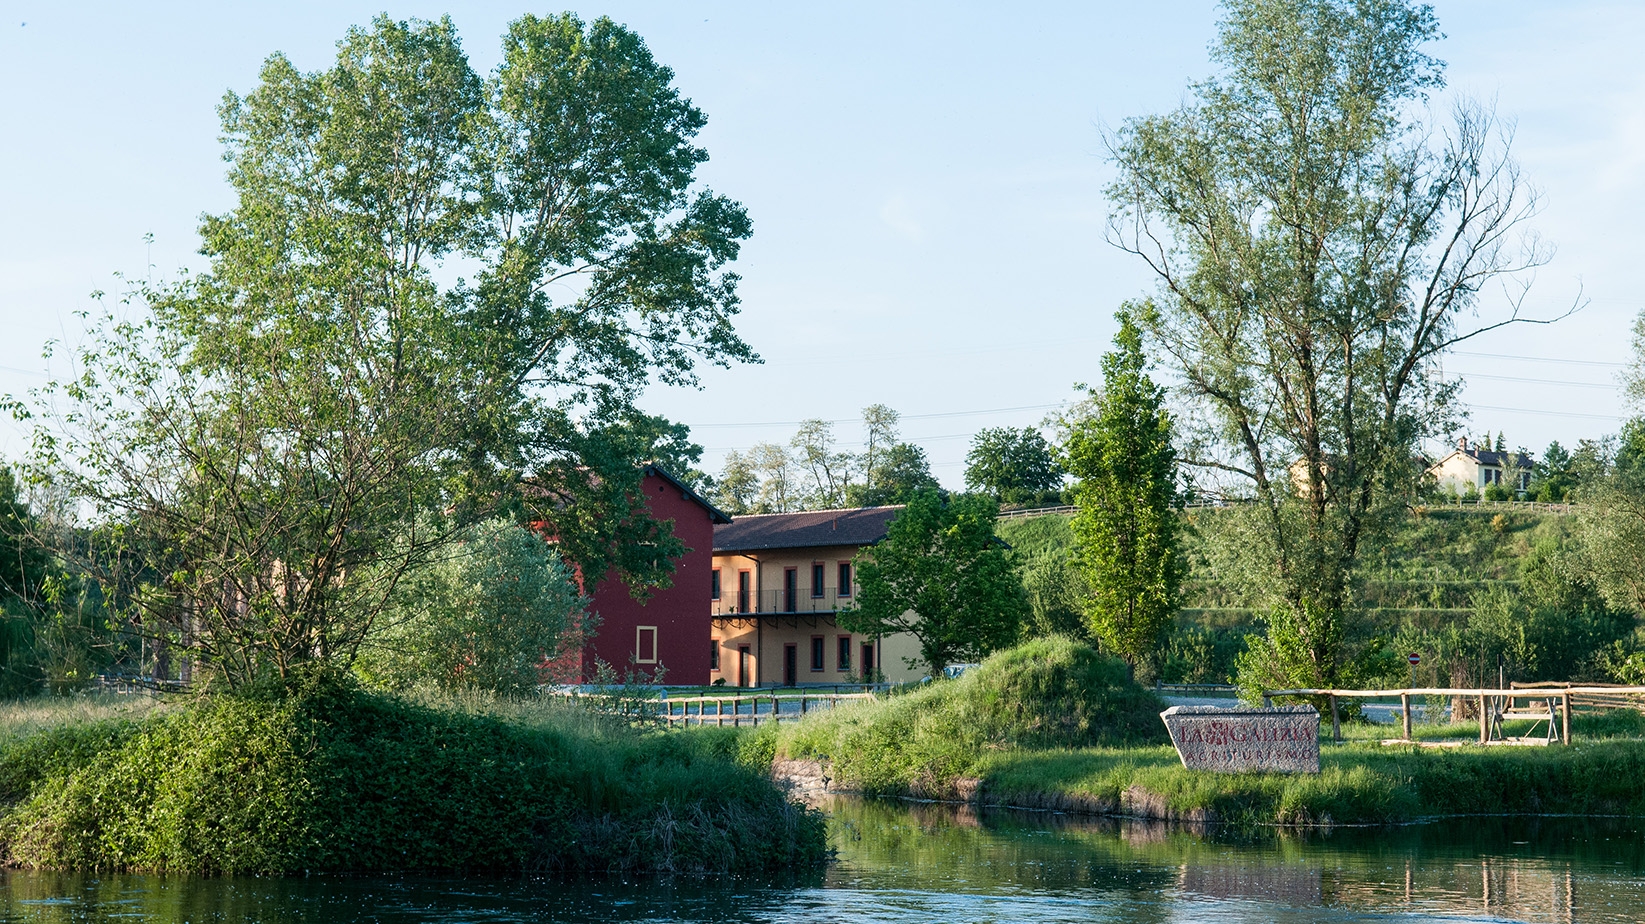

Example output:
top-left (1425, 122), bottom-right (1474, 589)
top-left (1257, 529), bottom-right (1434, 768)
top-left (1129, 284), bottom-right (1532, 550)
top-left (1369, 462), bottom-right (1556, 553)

top-left (840, 489), bottom-right (1025, 675)
top-left (717, 405), bottom-right (940, 513)
top-left (1109, 0), bottom-right (1552, 692)
top-left (0, 675), bottom-right (825, 874)
top-left (1064, 314), bottom-right (1185, 677)
top-left (964, 427), bottom-right (1063, 507)
top-left (353, 518), bottom-right (585, 694)
top-left (16, 14), bottom-right (752, 687)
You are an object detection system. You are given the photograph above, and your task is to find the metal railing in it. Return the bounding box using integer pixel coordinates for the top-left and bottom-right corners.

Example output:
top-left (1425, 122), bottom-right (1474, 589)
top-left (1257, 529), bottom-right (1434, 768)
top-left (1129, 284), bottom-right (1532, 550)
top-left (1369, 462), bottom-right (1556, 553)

top-left (712, 588), bottom-right (857, 617)
top-left (659, 691), bottom-right (878, 727)
top-left (1156, 682), bottom-right (1237, 695)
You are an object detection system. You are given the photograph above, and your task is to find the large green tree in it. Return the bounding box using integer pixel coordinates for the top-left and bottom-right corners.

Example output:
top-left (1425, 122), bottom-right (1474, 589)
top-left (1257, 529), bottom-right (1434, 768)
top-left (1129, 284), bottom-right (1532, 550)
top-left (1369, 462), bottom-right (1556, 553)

top-left (840, 488), bottom-right (1024, 676)
top-left (1108, 0), bottom-right (1553, 692)
top-left (1063, 313), bottom-right (1185, 679)
top-left (851, 442), bottom-right (940, 506)
top-left (964, 427), bottom-right (1063, 507)
top-left (17, 14), bottom-right (753, 687)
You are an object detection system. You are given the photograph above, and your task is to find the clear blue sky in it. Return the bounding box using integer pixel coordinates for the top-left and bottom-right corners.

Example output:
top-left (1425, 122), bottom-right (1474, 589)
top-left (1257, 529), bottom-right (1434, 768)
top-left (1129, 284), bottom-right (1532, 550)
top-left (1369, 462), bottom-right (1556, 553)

top-left (2, 1), bottom-right (1640, 485)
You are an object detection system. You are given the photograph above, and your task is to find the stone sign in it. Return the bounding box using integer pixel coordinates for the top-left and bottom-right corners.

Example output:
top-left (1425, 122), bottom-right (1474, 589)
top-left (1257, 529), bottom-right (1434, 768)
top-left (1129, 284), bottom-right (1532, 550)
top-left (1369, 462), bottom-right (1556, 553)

top-left (1161, 705), bottom-right (1320, 773)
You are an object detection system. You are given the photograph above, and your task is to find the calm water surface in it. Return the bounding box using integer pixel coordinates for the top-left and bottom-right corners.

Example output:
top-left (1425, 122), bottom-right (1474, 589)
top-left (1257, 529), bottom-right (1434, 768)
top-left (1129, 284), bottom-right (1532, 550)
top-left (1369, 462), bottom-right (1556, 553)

top-left (2, 796), bottom-right (1641, 923)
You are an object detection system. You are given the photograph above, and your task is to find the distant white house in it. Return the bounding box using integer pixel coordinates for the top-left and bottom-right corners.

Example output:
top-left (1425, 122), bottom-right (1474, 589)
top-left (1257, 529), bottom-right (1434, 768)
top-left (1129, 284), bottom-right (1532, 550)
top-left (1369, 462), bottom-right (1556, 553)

top-left (1428, 437), bottom-right (1533, 495)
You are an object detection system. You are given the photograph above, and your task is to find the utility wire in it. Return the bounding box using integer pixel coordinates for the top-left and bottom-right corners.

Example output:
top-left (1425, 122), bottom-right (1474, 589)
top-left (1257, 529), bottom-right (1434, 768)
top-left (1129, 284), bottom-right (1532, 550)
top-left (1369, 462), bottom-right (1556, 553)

top-left (1451, 350), bottom-right (1626, 368)
top-left (1457, 372), bottom-right (1617, 389)
top-left (690, 402), bottom-right (1064, 429)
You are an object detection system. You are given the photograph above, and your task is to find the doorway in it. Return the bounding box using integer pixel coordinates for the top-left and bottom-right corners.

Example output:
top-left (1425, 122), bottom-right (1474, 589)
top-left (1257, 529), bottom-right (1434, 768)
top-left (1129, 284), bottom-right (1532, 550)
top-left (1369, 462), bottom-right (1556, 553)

top-left (738, 645), bottom-right (751, 687)
top-left (783, 643), bottom-right (797, 686)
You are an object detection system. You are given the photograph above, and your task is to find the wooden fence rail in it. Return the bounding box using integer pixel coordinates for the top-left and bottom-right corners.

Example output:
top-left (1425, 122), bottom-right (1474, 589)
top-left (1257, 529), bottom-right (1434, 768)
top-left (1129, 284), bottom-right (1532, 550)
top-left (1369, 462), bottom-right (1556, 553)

top-left (1258, 685), bottom-right (1645, 746)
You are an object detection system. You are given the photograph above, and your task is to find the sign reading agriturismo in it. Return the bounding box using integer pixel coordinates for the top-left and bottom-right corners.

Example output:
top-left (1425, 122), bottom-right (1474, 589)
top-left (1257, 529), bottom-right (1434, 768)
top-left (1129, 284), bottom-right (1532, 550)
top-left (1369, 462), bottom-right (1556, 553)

top-left (1161, 705), bottom-right (1320, 773)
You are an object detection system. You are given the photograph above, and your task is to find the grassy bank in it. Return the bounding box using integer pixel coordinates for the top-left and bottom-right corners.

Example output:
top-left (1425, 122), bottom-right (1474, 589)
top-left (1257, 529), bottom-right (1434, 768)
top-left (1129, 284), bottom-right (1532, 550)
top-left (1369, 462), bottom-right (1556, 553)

top-left (0, 673), bottom-right (825, 875)
top-left (771, 637), bottom-right (1168, 799)
top-left (769, 638), bottom-right (1645, 827)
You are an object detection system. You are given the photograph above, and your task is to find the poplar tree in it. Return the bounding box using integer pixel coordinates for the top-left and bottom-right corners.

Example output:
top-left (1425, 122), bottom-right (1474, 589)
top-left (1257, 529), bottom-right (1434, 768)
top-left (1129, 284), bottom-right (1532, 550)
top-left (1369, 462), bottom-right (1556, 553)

top-left (1064, 313), bottom-right (1184, 679)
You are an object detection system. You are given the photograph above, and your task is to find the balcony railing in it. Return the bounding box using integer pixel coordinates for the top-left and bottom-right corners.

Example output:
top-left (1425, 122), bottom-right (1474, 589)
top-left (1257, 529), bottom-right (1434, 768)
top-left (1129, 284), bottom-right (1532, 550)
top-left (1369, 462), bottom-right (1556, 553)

top-left (712, 588), bottom-right (856, 617)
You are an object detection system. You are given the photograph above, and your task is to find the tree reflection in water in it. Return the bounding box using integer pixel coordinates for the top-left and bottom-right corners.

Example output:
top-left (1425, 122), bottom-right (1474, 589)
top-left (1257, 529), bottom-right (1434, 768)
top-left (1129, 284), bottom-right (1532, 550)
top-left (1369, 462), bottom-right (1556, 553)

top-left (1, 798), bottom-right (1641, 923)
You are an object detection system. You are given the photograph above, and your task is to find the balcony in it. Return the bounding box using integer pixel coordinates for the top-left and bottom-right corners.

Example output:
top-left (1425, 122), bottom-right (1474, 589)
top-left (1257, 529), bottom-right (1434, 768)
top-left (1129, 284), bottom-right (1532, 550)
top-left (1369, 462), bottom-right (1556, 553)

top-left (712, 588), bottom-right (856, 618)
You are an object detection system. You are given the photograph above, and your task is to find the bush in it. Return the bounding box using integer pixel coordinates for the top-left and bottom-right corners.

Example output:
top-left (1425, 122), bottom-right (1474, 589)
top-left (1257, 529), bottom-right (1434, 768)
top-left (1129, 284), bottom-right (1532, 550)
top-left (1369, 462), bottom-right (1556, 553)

top-left (354, 518), bottom-right (586, 694)
top-left (777, 637), bottom-right (1167, 796)
top-left (0, 673), bottom-right (825, 874)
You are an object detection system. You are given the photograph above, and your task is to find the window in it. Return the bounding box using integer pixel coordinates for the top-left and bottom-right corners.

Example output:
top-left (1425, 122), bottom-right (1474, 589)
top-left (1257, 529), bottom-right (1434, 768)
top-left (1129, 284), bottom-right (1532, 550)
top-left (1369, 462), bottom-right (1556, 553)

top-left (738, 570), bottom-right (751, 612)
top-left (709, 640), bottom-right (720, 672)
top-left (861, 642), bottom-right (875, 676)
top-left (636, 626), bottom-right (658, 664)
top-left (783, 568), bottom-right (798, 612)
top-left (710, 568), bottom-right (721, 601)
top-left (837, 636), bottom-right (852, 671)
top-left (838, 562), bottom-right (853, 597)
top-left (811, 562), bottom-right (826, 598)
top-left (811, 636), bottom-right (825, 671)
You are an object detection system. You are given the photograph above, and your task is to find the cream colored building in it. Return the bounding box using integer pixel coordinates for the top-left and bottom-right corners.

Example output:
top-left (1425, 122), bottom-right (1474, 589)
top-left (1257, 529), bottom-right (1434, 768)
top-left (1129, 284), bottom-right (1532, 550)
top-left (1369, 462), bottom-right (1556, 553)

top-left (709, 507), bottom-right (924, 686)
top-left (1428, 437), bottom-right (1533, 496)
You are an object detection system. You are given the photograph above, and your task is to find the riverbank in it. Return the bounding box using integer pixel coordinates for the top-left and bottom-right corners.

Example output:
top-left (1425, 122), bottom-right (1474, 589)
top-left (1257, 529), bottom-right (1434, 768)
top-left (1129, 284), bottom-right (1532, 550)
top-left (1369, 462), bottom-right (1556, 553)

top-left (0, 672), bottom-right (825, 875)
top-left (764, 640), bottom-right (1645, 827)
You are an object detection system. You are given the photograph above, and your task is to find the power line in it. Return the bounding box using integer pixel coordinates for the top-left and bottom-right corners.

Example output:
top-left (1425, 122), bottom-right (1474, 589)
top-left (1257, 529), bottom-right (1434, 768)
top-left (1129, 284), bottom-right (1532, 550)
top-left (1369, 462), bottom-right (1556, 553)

top-left (1451, 350), bottom-right (1626, 369)
top-left (1469, 403), bottom-right (1625, 422)
top-left (690, 402), bottom-right (1064, 429)
top-left (1458, 372), bottom-right (1617, 389)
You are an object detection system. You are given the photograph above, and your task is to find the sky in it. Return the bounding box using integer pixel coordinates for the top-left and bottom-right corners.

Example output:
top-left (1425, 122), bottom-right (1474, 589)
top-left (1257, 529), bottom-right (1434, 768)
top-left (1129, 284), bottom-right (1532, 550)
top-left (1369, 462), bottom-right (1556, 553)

top-left (2, 1), bottom-right (1641, 488)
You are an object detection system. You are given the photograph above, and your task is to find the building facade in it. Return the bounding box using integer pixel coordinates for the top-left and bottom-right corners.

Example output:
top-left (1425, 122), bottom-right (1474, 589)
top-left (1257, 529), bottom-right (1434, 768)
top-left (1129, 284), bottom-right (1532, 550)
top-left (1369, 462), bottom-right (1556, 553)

top-left (709, 507), bottom-right (923, 686)
top-left (1428, 437), bottom-right (1534, 496)
top-left (575, 466), bottom-right (730, 685)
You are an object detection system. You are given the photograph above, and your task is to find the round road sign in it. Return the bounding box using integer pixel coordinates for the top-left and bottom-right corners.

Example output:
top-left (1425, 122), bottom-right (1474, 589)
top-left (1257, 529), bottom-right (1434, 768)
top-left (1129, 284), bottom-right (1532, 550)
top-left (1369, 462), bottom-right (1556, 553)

top-left (1407, 653), bottom-right (1421, 666)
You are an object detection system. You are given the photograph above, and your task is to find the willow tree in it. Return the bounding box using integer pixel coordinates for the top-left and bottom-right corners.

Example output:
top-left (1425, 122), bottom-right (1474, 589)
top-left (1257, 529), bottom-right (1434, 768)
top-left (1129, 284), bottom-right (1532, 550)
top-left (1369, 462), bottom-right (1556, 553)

top-left (1107, 0), bottom-right (1556, 692)
top-left (17, 14), bottom-right (753, 687)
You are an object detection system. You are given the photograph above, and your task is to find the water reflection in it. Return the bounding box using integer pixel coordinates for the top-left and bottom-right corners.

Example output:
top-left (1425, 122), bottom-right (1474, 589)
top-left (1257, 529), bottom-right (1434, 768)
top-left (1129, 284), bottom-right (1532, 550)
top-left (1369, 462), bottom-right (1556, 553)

top-left (1, 799), bottom-right (1642, 923)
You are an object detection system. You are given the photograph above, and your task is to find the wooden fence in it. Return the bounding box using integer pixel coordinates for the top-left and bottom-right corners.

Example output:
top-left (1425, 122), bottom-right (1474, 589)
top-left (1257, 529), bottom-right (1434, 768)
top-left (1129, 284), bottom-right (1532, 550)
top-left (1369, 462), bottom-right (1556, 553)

top-left (1257, 685), bottom-right (1645, 746)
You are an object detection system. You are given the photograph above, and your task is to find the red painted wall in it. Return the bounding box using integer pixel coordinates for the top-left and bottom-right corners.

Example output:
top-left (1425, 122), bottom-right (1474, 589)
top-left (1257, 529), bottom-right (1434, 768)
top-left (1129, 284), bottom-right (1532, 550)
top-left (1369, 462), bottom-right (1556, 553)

top-left (581, 471), bottom-right (714, 684)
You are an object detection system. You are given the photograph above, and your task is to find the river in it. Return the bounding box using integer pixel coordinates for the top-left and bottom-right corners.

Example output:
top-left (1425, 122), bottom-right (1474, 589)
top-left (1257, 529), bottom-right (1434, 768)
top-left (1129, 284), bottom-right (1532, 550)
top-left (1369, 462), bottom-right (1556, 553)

top-left (1, 796), bottom-right (1640, 922)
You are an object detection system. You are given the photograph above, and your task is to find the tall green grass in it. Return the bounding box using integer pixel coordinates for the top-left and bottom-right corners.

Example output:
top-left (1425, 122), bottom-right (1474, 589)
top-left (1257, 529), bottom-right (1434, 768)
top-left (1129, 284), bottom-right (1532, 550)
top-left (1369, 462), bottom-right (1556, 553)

top-left (0, 673), bottom-right (824, 874)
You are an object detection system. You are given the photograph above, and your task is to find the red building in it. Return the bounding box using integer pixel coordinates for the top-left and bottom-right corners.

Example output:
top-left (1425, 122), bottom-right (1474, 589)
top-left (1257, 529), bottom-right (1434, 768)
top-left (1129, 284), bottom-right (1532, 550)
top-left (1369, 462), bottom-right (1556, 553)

top-left (573, 465), bottom-right (729, 685)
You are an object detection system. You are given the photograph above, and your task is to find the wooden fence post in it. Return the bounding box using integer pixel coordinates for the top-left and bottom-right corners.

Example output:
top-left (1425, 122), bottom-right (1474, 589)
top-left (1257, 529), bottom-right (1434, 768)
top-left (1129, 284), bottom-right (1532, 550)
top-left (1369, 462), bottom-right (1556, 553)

top-left (1329, 694), bottom-right (1341, 742)
top-left (1561, 692), bottom-right (1571, 745)
top-left (1401, 693), bottom-right (1412, 741)
top-left (1478, 692), bottom-right (1488, 744)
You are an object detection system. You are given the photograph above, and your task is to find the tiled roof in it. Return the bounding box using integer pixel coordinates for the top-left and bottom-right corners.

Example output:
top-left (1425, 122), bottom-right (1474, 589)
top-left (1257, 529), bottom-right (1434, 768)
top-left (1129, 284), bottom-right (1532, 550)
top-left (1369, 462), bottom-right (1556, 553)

top-left (713, 506), bottom-right (902, 553)
top-left (1461, 449), bottom-right (1534, 469)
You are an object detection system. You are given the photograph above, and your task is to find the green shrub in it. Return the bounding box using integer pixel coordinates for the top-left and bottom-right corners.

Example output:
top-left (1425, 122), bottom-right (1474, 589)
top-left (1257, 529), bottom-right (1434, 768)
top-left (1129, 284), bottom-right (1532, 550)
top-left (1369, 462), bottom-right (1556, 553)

top-left (0, 676), bottom-right (824, 874)
top-left (777, 637), bottom-right (1166, 796)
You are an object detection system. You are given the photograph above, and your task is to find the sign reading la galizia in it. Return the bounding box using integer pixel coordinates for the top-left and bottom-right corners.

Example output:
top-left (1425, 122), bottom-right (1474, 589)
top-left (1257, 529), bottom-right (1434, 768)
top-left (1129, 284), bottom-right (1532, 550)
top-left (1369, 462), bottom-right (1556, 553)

top-left (1161, 705), bottom-right (1320, 773)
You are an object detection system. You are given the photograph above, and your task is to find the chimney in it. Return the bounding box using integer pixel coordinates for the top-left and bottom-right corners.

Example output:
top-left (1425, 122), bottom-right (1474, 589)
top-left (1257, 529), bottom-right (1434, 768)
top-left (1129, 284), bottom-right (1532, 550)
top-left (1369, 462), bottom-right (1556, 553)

top-left (1458, 436), bottom-right (1469, 451)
